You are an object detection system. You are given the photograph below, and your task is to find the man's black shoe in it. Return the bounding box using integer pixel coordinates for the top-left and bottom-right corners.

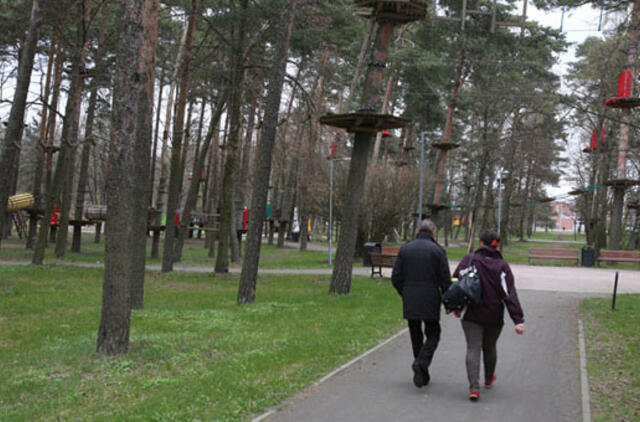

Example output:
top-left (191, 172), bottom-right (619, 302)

top-left (411, 362), bottom-right (429, 387)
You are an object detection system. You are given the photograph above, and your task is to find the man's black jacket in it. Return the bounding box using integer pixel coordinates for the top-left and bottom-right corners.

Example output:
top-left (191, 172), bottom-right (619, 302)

top-left (391, 232), bottom-right (452, 321)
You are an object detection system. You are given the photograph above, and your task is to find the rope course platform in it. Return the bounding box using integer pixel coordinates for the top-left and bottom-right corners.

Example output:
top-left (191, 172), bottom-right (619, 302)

top-left (431, 142), bottom-right (460, 151)
top-left (355, 0), bottom-right (428, 23)
top-left (319, 112), bottom-right (408, 134)
top-left (603, 179), bottom-right (640, 188)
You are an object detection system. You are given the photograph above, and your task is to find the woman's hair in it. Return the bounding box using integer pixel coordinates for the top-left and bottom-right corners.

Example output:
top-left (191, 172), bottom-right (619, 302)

top-left (480, 231), bottom-right (500, 248)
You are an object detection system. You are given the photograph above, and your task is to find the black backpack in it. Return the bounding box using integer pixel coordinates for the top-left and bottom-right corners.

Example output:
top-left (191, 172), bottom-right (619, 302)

top-left (442, 253), bottom-right (483, 311)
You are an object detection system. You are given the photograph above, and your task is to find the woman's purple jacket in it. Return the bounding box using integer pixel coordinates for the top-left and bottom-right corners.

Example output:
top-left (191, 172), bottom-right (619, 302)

top-left (453, 246), bottom-right (525, 326)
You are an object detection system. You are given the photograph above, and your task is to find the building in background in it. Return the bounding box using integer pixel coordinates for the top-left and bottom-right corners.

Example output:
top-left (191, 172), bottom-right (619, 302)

top-left (550, 201), bottom-right (577, 231)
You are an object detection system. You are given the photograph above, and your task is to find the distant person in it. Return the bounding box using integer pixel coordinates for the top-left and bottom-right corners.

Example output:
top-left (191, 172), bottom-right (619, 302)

top-left (391, 219), bottom-right (452, 388)
top-left (452, 231), bottom-right (525, 402)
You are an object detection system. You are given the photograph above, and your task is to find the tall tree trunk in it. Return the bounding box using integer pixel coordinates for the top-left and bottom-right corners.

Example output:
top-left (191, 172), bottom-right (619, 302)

top-left (27, 36), bottom-right (55, 249)
top-left (341, 18), bottom-right (375, 113)
top-left (97, 0), bottom-right (158, 354)
top-left (72, 13), bottom-right (107, 253)
top-left (129, 0), bottom-right (159, 309)
top-left (432, 50), bottom-right (466, 205)
top-left (215, 0), bottom-right (249, 273)
top-left (149, 66), bottom-right (166, 207)
top-left (371, 25), bottom-right (407, 161)
top-left (175, 95), bottom-right (227, 262)
top-left (161, 0), bottom-right (198, 272)
top-left (55, 0), bottom-right (93, 258)
top-left (609, 0), bottom-right (640, 250)
top-left (152, 23), bottom-right (186, 259)
top-left (0, 0), bottom-right (42, 250)
top-left (43, 38), bottom-right (63, 215)
top-left (238, 0), bottom-right (296, 301)
top-left (330, 20), bottom-right (396, 295)
top-left (33, 4), bottom-right (89, 264)
top-left (467, 107), bottom-right (491, 252)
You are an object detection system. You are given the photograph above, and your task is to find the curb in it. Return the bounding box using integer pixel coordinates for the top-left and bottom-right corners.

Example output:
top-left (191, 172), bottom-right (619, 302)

top-left (578, 319), bottom-right (591, 422)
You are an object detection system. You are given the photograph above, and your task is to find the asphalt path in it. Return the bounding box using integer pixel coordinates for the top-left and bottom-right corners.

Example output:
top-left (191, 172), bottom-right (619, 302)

top-left (263, 290), bottom-right (587, 422)
top-left (2, 257), bottom-right (638, 294)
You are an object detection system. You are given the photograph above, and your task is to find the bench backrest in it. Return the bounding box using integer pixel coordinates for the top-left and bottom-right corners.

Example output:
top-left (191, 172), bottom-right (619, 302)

top-left (370, 253), bottom-right (397, 266)
top-left (381, 246), bottom-right (400, 256)
top-left (529, 248), bottom-right (578, 257)
top-left (599, 250), bottom-right (640, 259)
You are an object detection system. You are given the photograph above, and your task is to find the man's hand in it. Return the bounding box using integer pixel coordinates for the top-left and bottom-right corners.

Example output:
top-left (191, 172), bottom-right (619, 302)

top-left (515, 323), bottom-right (525, 335)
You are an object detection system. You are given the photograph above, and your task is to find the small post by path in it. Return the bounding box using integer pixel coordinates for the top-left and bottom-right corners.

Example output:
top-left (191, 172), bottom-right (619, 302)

top-left (611, 271), bottom-right (619, 311)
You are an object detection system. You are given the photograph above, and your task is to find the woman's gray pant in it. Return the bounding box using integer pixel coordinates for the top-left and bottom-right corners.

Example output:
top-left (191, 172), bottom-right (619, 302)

top-left (461, 320), bottom-right (503, 391)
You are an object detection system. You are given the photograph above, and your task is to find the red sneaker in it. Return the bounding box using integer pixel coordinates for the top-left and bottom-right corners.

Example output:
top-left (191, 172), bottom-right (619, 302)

top-left (484, 373), bottom-right (497, 389)
top-left (468, 391), bottom-right (480, 401)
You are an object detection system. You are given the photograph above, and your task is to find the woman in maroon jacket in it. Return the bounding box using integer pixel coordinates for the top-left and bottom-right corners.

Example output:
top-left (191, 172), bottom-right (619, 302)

top-left (452, 231), bottom-right (525, 402)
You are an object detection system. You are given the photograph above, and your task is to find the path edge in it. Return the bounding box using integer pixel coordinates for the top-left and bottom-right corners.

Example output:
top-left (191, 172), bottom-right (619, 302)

top-left (578, 319), bottom-right (592, 422)
top-left (250, 327), bottom-right (408, 422)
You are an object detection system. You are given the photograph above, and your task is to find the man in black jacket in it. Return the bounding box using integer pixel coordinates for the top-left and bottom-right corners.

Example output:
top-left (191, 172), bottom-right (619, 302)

top-left (391, 219), bottom-right (452, 388)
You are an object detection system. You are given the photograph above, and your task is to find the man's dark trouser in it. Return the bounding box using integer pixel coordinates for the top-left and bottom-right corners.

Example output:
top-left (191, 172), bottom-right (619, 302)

top-left (408, 320), bottom-right (441, 368)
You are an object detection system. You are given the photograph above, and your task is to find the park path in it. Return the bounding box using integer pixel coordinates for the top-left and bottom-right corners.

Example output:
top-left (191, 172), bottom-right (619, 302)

top-left (1, 257), bottom-right (638, 294)
top-left (262, 290), bottom-right (586, 422)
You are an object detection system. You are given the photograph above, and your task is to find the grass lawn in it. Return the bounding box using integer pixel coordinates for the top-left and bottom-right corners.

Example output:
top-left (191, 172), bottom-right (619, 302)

top-left (0, 234), bottom-right (336, 269)
top-left (581, 295), bottom-right (640, 422)
top-left (1, 231), bottom-right (636, 270)
top-left (0, 265), bottom-right (403, 421)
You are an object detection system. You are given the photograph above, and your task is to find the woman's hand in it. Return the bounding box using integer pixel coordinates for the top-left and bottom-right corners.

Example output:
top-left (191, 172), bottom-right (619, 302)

top-left (515, 323), bottom-right (525, 335)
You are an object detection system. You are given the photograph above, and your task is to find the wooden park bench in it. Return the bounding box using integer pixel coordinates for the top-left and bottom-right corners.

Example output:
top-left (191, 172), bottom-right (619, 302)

top-left (369, 246), bottom-right (401, 278)
top-left (528, 248), bottom-right (579, 265)
top-left (597, 250), bottom-right (640, 266)
top-left (381, 246), bottom-right (400, 256)
top-left (370, 253), bottom-right (397, 278)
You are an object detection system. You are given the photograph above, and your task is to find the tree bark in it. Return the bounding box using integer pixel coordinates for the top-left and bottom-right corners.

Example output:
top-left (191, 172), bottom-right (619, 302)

top-left (609, 0), bottom-right (640, 250)
top-left (0, 0), bottom-right (42, 250)
top-left (43, 38), bottom-right (64, 216)
top-left (55, 0), bottom-right (93, 258)
top-left (175, 95), bottom-right (227, 262)
top-left (97, 0), bottom-right (158, 354)
top-left (161, 0), bottom-right (198, 271)
top-left (215, 0), bottom-right (249, 273)
top-left (33, 4), bottom-right (89, 264)
top-left (237, 2), bottom-right (296, 300)
top-left (330, 20), bottom-right (396, 295)
top-left (129, 0), bottom-right (159, 309)
top-left (72, 16), bottom-right (107, 253)
top-left (149, 66), bottom-right (166, 207)
top-left (27, 36), bottom-right (55, 250)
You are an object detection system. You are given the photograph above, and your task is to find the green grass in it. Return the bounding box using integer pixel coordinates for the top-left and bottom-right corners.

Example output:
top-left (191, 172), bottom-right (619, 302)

top-left (0, 234), bottom-right (336, 269)
top-left (1, 231), bottom-right (636, 270)
top-left (581, 295), bottom-right (640, 422)
top-left (0, 265), bottom-right (403, 421)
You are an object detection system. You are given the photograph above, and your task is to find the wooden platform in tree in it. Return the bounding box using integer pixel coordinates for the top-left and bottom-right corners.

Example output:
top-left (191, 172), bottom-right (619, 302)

top-left (355, 0), bottom-right (428, 23)
top-left (603, 179), bottom-right (640, 188)
top-left (319, 112), bottom-right (408, 134)
top-left (431, 142), bottom-right (460, 150)
top-left (604, 97), bottom-right (640, 108)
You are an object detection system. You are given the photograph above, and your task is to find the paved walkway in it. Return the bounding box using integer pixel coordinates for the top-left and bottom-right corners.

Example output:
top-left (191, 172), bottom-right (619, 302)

top-left (3, 257), bottom-right (637, 295)
top-left (263, 290), bottom-right (587, 422)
